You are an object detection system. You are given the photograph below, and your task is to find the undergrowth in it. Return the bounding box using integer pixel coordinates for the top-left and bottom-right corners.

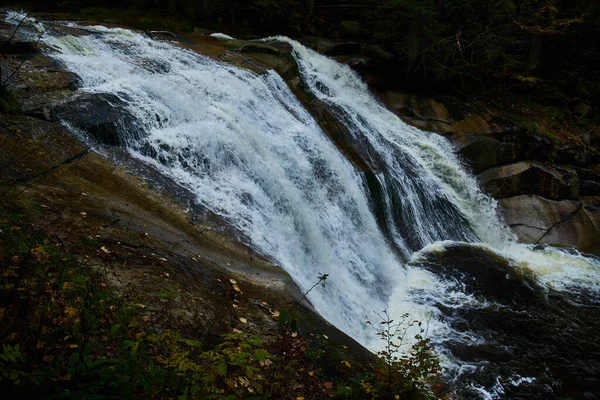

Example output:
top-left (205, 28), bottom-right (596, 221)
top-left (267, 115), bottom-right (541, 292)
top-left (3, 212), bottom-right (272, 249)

top-left (0, 204), bottom-right (448, 399)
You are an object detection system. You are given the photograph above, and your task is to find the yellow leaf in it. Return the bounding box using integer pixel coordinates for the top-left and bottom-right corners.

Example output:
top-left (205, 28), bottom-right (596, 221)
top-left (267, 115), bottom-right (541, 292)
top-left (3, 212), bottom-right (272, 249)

top-left (239, 317), bottom-right (247, 324)
top-left (296, 397), bottom-right (305, 400)
top-left (308, 371), bottom-right (315, 376)
top-left (31, 246), bottom-right (48, 262)
top-left (69, 344), bottom-right (78, 348)
top-left (229, 278), bottom-right (237, 284)
top-left (342, 360), bottom-right (351, 368)
top-left (261, 301), bottom-right (268, 306)
top-left (100, 246), bottom-right (110, 254)
top-left (64, 306), bottom-right (78, 318)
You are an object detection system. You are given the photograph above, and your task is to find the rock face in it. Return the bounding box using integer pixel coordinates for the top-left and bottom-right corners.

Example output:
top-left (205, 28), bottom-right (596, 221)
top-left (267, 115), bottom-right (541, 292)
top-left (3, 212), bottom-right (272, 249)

top-left (367, 88), bottom-right (600, 254)
top-left (51, 93), bottom-right (142, 146)
top-left (499, 195), bottom-right (600, 254)
top-left (479, 162), bottom-right (579, 200)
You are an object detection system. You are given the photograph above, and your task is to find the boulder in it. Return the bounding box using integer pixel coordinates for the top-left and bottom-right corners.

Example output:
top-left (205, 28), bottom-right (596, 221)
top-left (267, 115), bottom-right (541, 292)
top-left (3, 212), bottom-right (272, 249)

top-left (453, 130), bottom-right (554, 174)
top-left (340, 21), bottom-right (363, 37)
top-left (499, 195), bottom-right (600, 255)
top-left (51, 93), bottom-right (142, 146)
top-left (479, 162), bottom-right (579, 200)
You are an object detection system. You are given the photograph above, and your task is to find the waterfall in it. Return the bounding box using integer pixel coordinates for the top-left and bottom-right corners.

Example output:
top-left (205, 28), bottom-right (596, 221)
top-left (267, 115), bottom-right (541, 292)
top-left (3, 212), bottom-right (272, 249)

top-left (30, 20), bottom-right (404, 345)
top-left (8, 11), bottom-right (600, 398)
top-left (271, 36), bottom-right (600, 293)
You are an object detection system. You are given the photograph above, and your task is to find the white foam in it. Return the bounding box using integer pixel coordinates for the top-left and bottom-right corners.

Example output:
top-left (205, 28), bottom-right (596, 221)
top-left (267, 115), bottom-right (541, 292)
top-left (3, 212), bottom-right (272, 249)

top-left (35, 20), bottom-right (400, 346)
top-left (210, 32), bottom-right (234, 40)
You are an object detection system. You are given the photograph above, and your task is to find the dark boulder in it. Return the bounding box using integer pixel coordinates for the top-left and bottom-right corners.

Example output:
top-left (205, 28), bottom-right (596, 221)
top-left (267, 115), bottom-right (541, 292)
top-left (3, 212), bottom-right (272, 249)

top-left (51, 93), bottom-right (142, 146)
top-left (479, 162), bottom-right (579, 200)
top-left (455, 129), bottom-right (554, 174)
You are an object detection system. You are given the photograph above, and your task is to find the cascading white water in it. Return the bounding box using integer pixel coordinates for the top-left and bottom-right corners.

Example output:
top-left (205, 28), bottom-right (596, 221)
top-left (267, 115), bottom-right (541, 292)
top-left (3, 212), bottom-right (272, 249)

top-left (8, 12), bottom-right (600, 397)
top-left (276, 37), bottom-right (600, 295)
top-left (23, 18), bottom-right (408, 346)
top-left (274, 37), bottom-right (600, 396)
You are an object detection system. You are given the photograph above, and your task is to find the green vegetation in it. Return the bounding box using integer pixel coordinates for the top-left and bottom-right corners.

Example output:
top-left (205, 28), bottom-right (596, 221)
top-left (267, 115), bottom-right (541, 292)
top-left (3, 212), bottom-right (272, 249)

top-left (0, 85), bottom-right (19, 114)
top-left (0, 203), bottom-right (448, 399)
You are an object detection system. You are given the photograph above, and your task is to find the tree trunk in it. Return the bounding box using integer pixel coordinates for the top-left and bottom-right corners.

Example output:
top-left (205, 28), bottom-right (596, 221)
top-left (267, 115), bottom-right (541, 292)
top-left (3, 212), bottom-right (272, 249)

top-left (304, 0), bottom-right (315, 32)
top-left (527, 34), bottom-right (543, 71)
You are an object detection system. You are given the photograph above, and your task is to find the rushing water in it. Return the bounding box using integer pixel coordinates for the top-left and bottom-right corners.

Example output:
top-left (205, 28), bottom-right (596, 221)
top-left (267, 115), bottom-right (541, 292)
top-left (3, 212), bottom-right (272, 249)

top-left (8, 12), bottom-right (600, 398)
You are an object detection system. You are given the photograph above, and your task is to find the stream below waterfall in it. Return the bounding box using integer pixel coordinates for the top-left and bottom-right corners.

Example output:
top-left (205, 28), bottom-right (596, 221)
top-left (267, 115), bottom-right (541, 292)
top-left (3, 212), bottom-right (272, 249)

top-left (7, 12), bottom-right (600, 399)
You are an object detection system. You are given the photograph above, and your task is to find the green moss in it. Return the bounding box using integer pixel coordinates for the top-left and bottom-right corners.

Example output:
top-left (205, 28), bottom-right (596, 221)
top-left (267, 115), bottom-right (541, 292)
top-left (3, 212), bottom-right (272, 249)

top-left (0, 86), bottom-right (20, 115)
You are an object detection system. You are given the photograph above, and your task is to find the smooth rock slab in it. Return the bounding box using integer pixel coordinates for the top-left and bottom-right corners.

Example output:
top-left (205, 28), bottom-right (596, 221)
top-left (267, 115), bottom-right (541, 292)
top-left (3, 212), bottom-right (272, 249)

top-left (499, 195), bottom-right (600, 255)
top-left (479, 161), bottom-right (579, 200)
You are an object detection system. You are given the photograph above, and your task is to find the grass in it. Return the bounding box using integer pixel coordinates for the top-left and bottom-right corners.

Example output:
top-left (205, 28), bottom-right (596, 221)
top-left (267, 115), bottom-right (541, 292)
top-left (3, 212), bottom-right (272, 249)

top-left (0, 85), bottom-right (20, 115)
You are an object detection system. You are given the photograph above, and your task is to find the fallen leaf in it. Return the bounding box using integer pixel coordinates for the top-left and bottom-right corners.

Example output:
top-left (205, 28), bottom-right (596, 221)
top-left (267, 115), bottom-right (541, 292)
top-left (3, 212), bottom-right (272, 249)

top-left (323, 382), bottom-right (333, 390)
top-left (342, 360), bottom-right (351, 368)
top-left (271, 310), bottom-right (280, 318)
top-left (261, 301), bottom-right (268, 306)
top-left (239, 317), bottom-right (247, 324)
top-left (79, 212), bottom-right (87, 217)
top-left (229, 278), bottom-right (237, 284)
top-left (158, 257), bottom-right (167, 262)
top-left (232, 328), bottom-right (242, 333)
top-left (260, 359), bottom-right (273, 367)
top-left (323, 335), bottom-right (329, 340)
top-left (69, 344), bottom-right (78, 349)
top-left (100, 246), bottom-right (110, 254)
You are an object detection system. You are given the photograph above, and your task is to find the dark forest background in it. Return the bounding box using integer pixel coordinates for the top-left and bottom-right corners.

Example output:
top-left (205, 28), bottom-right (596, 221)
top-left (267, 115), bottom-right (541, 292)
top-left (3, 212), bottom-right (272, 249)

top-left (8, 1), bottom-right (600, 106)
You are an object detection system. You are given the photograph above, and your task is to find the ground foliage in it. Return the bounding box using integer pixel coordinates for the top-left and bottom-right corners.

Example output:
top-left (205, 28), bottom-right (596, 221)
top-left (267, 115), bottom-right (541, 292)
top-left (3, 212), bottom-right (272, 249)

top-left (0, 202), bottom-right (448, 399)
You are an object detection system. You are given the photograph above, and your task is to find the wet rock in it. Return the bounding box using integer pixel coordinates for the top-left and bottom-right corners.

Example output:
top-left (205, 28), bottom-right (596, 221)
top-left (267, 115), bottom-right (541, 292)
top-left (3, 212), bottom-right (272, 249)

top-left (0, 40), bottom-right (38, 54)
top-left (454, 129), bottom-right (553, 174)
top-left (499, 195), bottom-right (600, 255)
top-left (1, 48), bottom-right (82, 118)
top-left (237, 41), bottom-right (292, 56)
top-left (479, 162), bottom-right (579, 200)
top-left (414, 242), bottom-right (600, 399)
top-left (581, 180), bottom-right (600, 196)
top-left (51, 93), bottom-right (142, 146)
